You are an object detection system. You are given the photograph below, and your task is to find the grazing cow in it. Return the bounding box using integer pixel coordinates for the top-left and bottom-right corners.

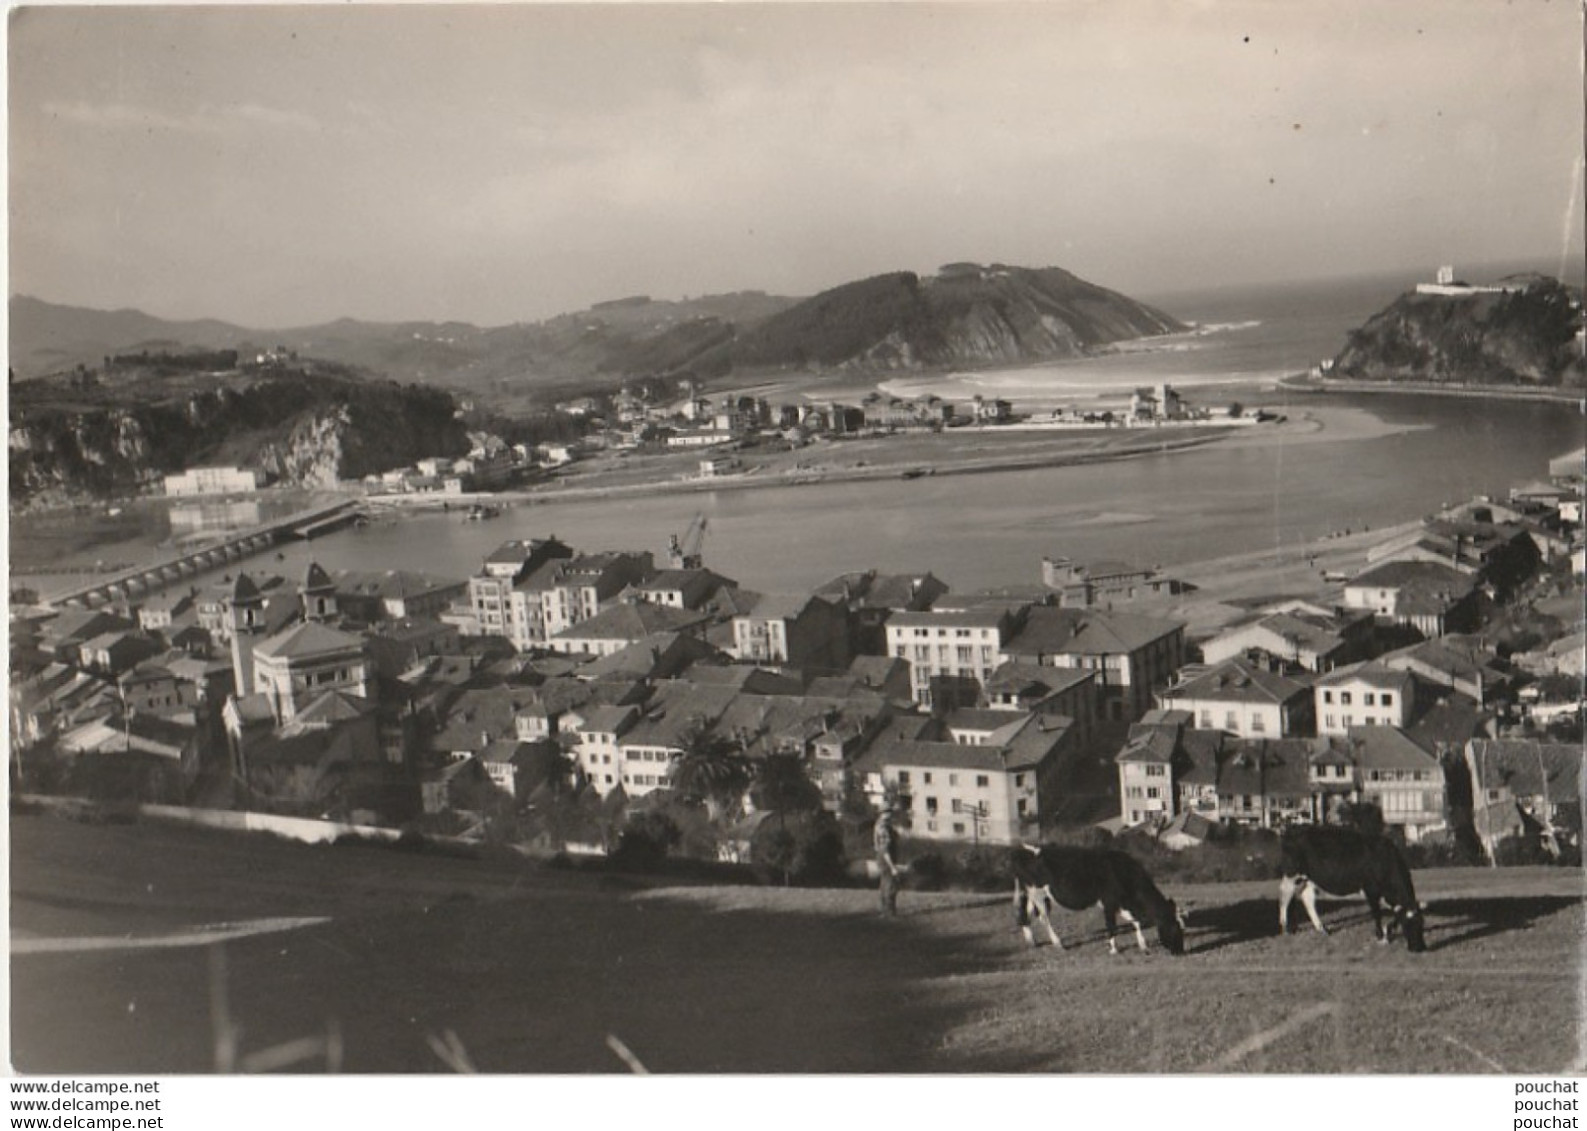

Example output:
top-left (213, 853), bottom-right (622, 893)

top-left (1011, 844), bottom-right (1186, 955)
top-left (1278, 825), bottom-right (1426, 952)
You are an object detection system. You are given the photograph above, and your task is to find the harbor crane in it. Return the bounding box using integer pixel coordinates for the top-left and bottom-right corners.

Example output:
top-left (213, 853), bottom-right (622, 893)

top-left (667, 512), bottom-right (708, 569)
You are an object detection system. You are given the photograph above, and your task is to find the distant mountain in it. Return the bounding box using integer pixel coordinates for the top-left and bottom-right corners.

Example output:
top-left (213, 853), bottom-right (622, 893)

top-left (8, 292), bottom-right (800, 411)
top-left (8, 295), bottom-right (253, 375)
top-left (10, 265), bottom-right (1184, 410)
top-left (1329, 275), bottom-right (1585, 388)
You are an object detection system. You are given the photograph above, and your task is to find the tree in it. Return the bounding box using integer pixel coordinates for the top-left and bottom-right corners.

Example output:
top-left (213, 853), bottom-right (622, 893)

top-left (1228, 401), bottom-right (1244, 419)
top-left (751, 752), bottom-right (823, 830)
top-left (667, 721), bottom-right (751, 825)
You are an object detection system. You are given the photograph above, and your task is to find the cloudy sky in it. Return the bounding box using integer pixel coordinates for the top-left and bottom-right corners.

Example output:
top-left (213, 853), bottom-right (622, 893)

top-left (9, 1), bottom-right (1583, 326)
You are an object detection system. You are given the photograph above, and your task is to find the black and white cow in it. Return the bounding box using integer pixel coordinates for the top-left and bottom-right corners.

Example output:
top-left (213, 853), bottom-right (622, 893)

top-left (1011, 844), bottom-right (1186, 955)
top-left (1278, 825), bottom-right (1426, 952)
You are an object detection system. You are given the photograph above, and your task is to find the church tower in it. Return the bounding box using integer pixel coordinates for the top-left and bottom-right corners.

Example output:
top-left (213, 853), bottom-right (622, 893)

top-left (228, 572), bottom-right (266, 698)
top-left (301, 561), bottom-right (337, 623)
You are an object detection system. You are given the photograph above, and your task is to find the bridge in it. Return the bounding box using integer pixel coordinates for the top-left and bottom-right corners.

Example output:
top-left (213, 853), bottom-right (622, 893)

top-left (46, 499), bottom-right (366, 610)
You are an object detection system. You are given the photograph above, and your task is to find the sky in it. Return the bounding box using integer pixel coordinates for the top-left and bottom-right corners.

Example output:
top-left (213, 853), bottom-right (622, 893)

top-left (8, 1), bottom-right (1584, 327)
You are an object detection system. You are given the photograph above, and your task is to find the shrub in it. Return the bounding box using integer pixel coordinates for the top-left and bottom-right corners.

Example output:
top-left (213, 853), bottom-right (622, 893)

top-left (613, 811), bottom-right (681, 871)
top-left (751, 811), bottom-right (847, 887)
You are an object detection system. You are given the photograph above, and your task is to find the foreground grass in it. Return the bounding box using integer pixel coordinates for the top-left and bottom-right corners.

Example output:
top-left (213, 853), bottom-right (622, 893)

top-left (11, 813), bottom-right (1583, 1074)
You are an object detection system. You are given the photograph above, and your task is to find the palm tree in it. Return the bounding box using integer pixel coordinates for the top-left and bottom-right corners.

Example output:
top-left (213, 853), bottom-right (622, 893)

top-left (667, 720), bottom-right (751, 825)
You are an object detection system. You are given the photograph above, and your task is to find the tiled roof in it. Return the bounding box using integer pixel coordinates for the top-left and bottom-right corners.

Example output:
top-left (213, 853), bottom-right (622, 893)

top-left (1315, 661), bottom-right (1414, 692)
top-left (1005, 607), bottom-right (1183, 657)
top-left (553, 603), bottom-right (708, 643)
top-left (1467, 740), bottom-right (1582, 800)
top-left (1348, 726), bottom-right (1440, 771)
top-left (1162, 657), bottom-right (1309, 705)
top-left (255, 621), bottom-right (365, 662)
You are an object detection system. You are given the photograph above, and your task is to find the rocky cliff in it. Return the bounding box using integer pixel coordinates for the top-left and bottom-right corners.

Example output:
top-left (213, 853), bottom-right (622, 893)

top-left (1329, 275), bottom-right (1584, 388)
top-left (9, 363), bottom-right (469, 505)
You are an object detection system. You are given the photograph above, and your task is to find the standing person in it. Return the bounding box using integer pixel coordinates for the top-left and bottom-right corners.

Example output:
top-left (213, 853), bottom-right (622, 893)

top-left (874, 808), bottom-right (901, 917)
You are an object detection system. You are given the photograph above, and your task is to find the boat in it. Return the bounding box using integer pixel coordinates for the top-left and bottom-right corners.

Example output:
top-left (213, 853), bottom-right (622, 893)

top-left (466, 504), bottom-right (501, 520)
top-left (900, 467), bottom-right (935, 480)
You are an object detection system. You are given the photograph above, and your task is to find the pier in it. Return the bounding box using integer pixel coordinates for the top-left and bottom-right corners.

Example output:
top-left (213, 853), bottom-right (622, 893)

top-left (45, 499), bottom-right (366, 610)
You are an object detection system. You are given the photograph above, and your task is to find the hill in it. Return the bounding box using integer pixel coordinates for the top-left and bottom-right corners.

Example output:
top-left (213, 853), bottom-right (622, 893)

top-left (9, 292), bottom-right (801, 413)
top-left (726, 264), bottom-right (1186, 372)
top-left (1328, 275), bottom-right (1585, 388)
top-left (11, 264), bottom-right (1181, 412)
top-left (8, 355), bottom-right (469, 505)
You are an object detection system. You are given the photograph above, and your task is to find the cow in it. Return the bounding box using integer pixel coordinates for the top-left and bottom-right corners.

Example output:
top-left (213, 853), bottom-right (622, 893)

top-left (1277, 825), bottom-right (1426, 952)
top-left (1010, 843), bottom-right (1186, 956)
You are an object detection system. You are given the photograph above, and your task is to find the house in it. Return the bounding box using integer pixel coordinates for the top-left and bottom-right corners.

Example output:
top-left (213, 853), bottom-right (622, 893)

top-left (163, 466), bottom-right (263, 496)
top-left (1001, 606), bottom-right (1187, 722)
top-left (1313, 661), bottom-right (1415, 736)
top-left (1215, 740), bottom-right (1310, 829)
top-left (1158, 657), bottom-right (1312, 738)
top-left (529, 551), bottom-right (656, 640)
top-left (364, 618), bottom-right (461, 679)
top-left (1463, 739), bottom-right (1581, 855)
top-left (1350, 726), bottom-right (1446, 842)
top-left (565, 704), bottom-right (641, 792)
top-left (730, 593), bottom-right (850, 673)
top-left (78, 631), bottom-right (163, 677)
top-left (230, 691), bottom-right (385, 811)
top-left (1199, 607), bottom-right (1371, 673)
top-left (333, 570), bottom-right (467, 623)
top-left (814, 570), bottom-right (949, 655)
top-left (547, 603), bottom-right (710, 657)
top-left (118, 661), bottom-right (198, 719)
top-left (578, 631), bottom-right (723, 683)
top-left (1039, 557), bottom-right (1185, 607)
top-left (137, 590), bottom-right (195, 633)
top-left (629, 568), bottom-right (737, 610)
top-left (983, 661), bottom-right (1097, 749)
top-left (884, 606), bottom-right (1021, 708)
top-left (465, 537), bottom-right (574, 646)
top-left (1115, 711), bottom-right (1185, 828)
top-left (1380, 634), bottom-right (1512, 708)
top-left (1344, 560), bottom-right (1482, 637)
top-left (853, 712), bottom-right (1071, 843)
top-left (479, 739), bottom-right (560, 802)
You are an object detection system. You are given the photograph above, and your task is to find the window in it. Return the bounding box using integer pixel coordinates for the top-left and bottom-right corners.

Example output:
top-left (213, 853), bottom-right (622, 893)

top-left (923, 772), bottom-right (933, 785)
top-left (1250, 714), bottom-right (1266, 733)
top-left (1146, 787), bottom-right (1160, 799)
top-left (1363, 693), bottom-right (1375, 706)
top-left (925, 797), bottom-right (938, 815)
top-left (1127, 786), bottom-right (1143, 798)
top-left (1343, 715), bottom-right (1353, 727)
top-left (1200, 710), bottom-right (1213, 727)
top-left (1145, 765), bottom-right (1166, 778)
top-left (948, 774), bottom-right (958, 786)
top-left (976, 775), bottom-right (989, 788)
top-left (957, 646), bottom-right (974, 664)
top-left (1015, 773), bottom-right (1026, 787)
top-left (953, 822), bottom-right (965, 835)
top-left (1325, 714), bottom-right (1335, 728)
top-left (1225, 711), bottom-right (1238, 730)
top-left (898, 772), bottom-right (911, 785)
top-left (1322, 690), bottom-right (1333, 704)
top-left (1381, 693), bottom-right (1393, 707)
top-left (1339, 691), bottom-right (1352, 705)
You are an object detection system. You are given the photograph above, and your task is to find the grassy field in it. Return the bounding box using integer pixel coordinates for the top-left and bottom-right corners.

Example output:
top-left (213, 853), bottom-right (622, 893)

top-left (10, 811), bottom-right (1583, 1074)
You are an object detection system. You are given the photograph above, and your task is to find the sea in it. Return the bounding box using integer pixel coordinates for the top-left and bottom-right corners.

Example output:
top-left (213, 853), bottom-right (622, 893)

top-left (19, 264), bottom-right (1587, 599)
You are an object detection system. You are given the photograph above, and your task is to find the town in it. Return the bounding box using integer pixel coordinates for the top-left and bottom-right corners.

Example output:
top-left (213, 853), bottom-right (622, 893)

top-left (11, 444), bottom-right (1582, 878)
